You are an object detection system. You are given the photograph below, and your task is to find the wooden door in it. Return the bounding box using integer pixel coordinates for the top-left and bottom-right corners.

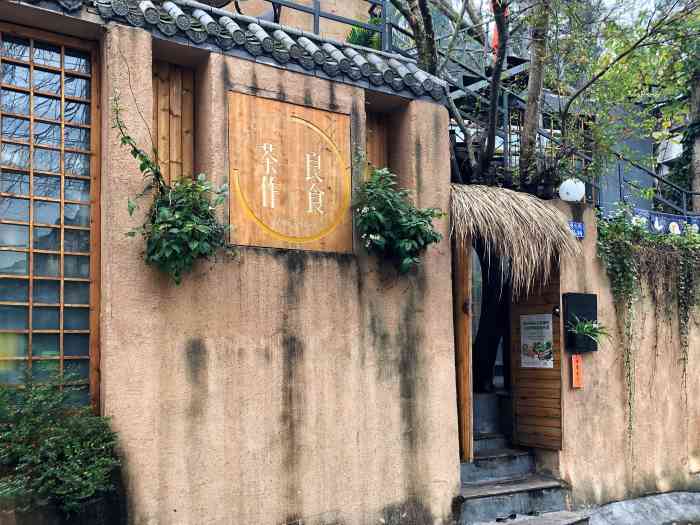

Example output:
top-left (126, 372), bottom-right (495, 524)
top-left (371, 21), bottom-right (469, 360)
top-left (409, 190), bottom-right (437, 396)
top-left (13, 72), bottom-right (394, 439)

top-left (510, 270), bottom-right (563, 450)
top-left (453, 240), bottom-right (473, 461)
top-left (152, 61), bottom-right (194, 183)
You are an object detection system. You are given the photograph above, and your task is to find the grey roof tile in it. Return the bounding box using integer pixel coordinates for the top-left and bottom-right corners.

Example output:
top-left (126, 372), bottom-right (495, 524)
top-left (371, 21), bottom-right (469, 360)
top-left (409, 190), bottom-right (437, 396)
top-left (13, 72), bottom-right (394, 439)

top-left (64, 0), bottom-right (447, 101)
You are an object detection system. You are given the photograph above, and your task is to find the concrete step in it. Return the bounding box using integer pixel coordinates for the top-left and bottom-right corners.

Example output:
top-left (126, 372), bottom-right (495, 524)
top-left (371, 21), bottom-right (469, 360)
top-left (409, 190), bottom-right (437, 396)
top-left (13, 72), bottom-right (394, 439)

top-left (461, 448), bottom-right (534, 484)
top-left (459, 475), bottom-right (570, 525)
top-left (474, 432), bottom-right (508, 454)
top-left (472, 510), bottom-right (589, 525)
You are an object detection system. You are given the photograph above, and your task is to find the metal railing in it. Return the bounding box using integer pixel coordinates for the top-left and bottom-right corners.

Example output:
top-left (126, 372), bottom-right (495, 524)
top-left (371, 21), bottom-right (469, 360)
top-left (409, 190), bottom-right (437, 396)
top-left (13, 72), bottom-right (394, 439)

top-left (618, 161), bottom-right (700, 217)
top-left (252, 0), bottom-right (391, 51)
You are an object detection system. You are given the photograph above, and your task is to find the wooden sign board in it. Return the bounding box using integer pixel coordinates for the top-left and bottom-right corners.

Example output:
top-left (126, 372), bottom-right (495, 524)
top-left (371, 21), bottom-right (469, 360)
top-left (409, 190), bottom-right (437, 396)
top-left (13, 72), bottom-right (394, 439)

top-left (228, 92), bottom-right (353, 252)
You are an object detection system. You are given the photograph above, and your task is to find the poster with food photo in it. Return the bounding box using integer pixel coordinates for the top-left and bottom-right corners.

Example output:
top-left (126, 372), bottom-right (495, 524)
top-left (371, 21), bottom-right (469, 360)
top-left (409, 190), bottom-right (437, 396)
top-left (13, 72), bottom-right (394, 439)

top-left (520, 314), bottom-right (554, 368)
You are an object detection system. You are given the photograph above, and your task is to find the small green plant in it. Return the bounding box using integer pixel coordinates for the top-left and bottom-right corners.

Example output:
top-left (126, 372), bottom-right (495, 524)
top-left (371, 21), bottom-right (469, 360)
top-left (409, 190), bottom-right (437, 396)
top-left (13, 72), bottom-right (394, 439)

top-left (346, 17), bottom-right (382, 49)
top-left (567, 315), bottom-right (609, 343)
top-left (113, 96), bottom-right (234, 284)
top-left (354, 168), bottom-right (443, 273)
top-left (0, 375), bottom-right (120, 516)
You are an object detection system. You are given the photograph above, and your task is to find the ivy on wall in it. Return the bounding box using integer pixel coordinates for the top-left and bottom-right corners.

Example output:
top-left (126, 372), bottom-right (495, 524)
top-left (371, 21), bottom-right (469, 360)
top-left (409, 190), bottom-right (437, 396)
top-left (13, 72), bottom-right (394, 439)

top-left (113, 96), bottom-right (234, 284)
top-left (597, 205), bottom-right (700, 444)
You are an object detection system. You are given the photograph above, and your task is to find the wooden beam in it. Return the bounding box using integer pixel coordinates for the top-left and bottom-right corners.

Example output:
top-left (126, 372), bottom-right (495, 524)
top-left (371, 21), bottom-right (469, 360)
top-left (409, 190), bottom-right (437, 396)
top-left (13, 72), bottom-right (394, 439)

top-left (452, 238), bottom-right (473, 462)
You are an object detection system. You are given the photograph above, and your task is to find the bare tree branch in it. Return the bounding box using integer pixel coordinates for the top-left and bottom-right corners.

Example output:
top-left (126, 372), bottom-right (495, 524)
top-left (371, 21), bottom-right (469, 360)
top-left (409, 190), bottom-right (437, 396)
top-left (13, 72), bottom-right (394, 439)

top-left (477, 0), bottom-right (510, 178)
top-left (437, 0), bottom-right (470, 75)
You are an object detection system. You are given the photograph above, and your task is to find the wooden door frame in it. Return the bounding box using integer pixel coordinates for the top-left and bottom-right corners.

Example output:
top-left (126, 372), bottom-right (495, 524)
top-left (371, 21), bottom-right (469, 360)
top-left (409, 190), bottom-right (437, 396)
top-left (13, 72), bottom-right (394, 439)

top-left (453, 238), bottom-right (473, 462)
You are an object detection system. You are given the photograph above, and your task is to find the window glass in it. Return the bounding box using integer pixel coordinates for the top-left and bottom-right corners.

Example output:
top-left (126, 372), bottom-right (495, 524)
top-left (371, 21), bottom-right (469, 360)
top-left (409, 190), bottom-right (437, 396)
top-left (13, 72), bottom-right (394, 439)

top-left (0, 30), bottom-right (95, 403)
top-left (0, 171), bottom-right (30, 194)
top-left (64, 76), bottom-right (90, 99)
top-left (33, 334), bottom-right (59, 356)
top-left (34, 226), bottom-right (60, 251)
top-left (33, 68), bottom-right (61, 95)
top-left (0, 224), bottom-right (29, 247)
top-left (1, 116), bottom-right (30, 142)
top-left (0, 279), bottom-right (28, 302)
top-left (1, 36), bottom-right (30, 61)
top-left (1, 62), bottom-right (30, 88)
top-left (0, 251), bottom-right (28, 275)
top-left (33, 41), bottom-right (61, 68)
top-left (33, 175), bottom-right (61, 198)
top-left (64, 282), bottom-right (88, 304)
top-left (0, 197), bottom-right (29, 221)
top-left (1, 143), bottom-right (30, 169)
top-left (32, 306), bottom-right (59, 329)
top-left (33, 280), bottom-right (60, 304)
top-left (1, 90), bottom-right (30, 115)
top-left (64, 49), bottom-right (90, 74)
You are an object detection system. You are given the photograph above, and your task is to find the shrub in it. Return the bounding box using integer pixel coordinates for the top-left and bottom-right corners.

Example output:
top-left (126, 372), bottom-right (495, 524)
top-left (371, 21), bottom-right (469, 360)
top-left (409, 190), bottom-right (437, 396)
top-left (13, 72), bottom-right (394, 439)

top-left (355, 168), bottom-right (444, 273)
top-left (0, 375), bottom-right (120, 516)
top-left (113, 96), bottom-right (233, 285)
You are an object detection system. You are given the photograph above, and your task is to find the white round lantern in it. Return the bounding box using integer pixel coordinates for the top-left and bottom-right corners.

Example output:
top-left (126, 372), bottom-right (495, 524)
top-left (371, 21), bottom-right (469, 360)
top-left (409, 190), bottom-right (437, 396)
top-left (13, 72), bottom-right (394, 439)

top-left (558, 178), bottom-right (586, 202)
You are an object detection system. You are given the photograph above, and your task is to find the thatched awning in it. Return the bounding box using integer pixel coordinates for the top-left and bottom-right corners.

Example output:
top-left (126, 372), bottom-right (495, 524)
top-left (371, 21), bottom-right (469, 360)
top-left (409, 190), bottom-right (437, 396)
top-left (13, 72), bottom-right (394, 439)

top-left (451, 184), bottom-right (581, 298)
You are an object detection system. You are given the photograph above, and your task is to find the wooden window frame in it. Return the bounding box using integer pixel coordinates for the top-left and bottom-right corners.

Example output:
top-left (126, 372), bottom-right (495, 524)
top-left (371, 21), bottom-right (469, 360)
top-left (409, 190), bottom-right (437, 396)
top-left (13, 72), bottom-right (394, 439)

top-left (0, 21), bottom-right (101, 411)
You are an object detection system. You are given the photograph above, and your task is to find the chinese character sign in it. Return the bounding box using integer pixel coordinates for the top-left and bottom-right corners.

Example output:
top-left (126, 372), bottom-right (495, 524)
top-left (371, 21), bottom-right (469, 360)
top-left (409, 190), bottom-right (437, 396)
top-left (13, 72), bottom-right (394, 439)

top-left (229, 92), bottom-right (352, 253)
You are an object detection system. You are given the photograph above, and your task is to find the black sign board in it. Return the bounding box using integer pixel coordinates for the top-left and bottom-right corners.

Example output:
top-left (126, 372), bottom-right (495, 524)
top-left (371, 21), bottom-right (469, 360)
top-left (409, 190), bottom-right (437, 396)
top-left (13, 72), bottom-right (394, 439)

top-left (563, 292), bottom-right (598, 353)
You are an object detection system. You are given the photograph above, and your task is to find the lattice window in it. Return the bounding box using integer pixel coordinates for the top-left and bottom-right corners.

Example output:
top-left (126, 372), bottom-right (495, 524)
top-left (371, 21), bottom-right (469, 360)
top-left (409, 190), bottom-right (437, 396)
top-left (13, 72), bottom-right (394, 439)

top-left (0, 25), bottom-right (99, 406)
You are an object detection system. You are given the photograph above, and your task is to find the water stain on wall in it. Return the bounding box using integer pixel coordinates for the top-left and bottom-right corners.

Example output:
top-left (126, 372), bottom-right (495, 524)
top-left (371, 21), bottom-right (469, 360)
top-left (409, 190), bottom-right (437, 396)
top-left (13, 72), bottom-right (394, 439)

top-left (380, 497), bottom-right (434, 525)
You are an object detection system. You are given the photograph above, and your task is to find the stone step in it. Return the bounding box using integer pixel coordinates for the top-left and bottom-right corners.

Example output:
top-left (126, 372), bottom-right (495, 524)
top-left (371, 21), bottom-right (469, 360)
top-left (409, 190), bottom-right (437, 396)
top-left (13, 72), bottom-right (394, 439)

top-left (474, 432), bottom-right (508, 454)
top-left (461, 448), bottom-right (534, 484)
top-left (458, 475), bottom-right (570, 525)
top-left (472, 510), bottom-right (589, 525)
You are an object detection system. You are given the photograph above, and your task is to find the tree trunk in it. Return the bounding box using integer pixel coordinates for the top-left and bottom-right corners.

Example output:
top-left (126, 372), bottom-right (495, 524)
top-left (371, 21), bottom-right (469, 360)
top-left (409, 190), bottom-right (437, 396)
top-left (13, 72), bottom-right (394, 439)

top-left (476, 0), bottom-right (509, 179)
top-left (691, 73), bottom-right (700, 211)
top-left (519, 1), bottom-right (550, 187)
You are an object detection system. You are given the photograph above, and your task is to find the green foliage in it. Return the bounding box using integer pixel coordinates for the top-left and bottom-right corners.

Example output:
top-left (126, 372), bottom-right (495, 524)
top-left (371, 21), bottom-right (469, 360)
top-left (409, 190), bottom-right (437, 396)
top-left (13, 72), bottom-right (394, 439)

top-left (354, 168), bottom-right (443, 273)
top-left (597, 205), bottom-right (700, 439)
top-left (0, 375), bottom-right (120, 516)
top-left (566, 316), bottom-right (609, 343)
top-left (345, 17), bottom-right (382, 50)
top-left (667, 120), bottom-right (700, 211)
top-left (113, 96), bottom-right (233, 284)
top-left (134, 175), bottom-right (231, 285)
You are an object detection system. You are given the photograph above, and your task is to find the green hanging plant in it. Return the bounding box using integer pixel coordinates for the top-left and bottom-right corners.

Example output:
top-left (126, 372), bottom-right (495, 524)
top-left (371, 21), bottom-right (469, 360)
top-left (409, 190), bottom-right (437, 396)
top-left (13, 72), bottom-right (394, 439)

top-left (354, 168), bottom-right (444, 273)
top-left (113, 96), bottom-right (234, 284)
top-left (597, 204), bottom-right (700, 445)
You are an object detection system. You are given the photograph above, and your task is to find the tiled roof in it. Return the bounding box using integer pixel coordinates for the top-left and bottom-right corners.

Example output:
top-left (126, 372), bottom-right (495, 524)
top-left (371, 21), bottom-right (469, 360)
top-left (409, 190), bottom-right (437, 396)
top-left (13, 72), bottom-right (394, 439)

top-left (86, 0), bottom-right (447, 101)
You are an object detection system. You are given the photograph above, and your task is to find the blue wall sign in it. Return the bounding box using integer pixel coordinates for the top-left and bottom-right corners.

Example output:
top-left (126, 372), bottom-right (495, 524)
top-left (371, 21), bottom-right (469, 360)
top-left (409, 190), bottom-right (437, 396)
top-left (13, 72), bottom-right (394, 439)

top-left (569, 221), bottom-right (585, 239)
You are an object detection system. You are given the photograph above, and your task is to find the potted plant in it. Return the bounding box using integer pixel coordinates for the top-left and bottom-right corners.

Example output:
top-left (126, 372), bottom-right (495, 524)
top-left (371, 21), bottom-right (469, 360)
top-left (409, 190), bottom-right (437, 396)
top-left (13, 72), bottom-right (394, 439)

top-left (566, 315), bottom-right (609, 353)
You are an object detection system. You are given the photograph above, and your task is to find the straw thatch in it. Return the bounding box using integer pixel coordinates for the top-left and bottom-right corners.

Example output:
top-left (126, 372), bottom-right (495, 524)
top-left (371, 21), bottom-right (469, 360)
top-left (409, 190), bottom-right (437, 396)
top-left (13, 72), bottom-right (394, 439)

top-left (451, 184), bottom-right (581, 298)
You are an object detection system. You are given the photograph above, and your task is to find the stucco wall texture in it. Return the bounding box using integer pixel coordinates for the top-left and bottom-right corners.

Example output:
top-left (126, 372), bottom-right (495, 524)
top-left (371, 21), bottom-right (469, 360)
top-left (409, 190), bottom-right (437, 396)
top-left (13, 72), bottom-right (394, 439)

top-left (101, 23), bottom-right (459, 525)
top-left (553, 203), bottom-right (700, 506)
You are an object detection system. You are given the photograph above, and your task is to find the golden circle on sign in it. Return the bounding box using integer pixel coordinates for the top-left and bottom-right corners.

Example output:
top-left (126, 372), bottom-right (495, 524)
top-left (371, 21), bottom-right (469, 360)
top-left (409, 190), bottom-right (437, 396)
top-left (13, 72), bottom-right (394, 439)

top-left (234, 115), bottom-right (351, 243)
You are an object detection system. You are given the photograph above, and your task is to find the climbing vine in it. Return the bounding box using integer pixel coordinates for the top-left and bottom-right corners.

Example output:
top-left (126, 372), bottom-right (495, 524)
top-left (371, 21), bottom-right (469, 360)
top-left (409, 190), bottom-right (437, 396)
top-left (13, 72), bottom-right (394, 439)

top-left (113, 97), bottom-right (234, 284)
top-left (597, 206), bottom-right (700, 443)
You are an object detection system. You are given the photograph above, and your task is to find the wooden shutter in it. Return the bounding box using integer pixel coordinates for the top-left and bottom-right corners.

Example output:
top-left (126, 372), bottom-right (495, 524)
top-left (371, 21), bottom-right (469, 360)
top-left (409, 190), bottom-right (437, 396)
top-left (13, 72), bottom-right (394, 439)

top-left (366, 111), bottom-right (388, 170)
top-left (152, 61), bottom-right (194, 183)
top-left (510, 270), bottom-right (563, 450)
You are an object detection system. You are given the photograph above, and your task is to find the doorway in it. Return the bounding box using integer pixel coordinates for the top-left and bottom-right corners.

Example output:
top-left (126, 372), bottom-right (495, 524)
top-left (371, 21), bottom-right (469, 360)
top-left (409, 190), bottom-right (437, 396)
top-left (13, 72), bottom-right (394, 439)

top-left (453, 241), bottom-right (564, 463)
